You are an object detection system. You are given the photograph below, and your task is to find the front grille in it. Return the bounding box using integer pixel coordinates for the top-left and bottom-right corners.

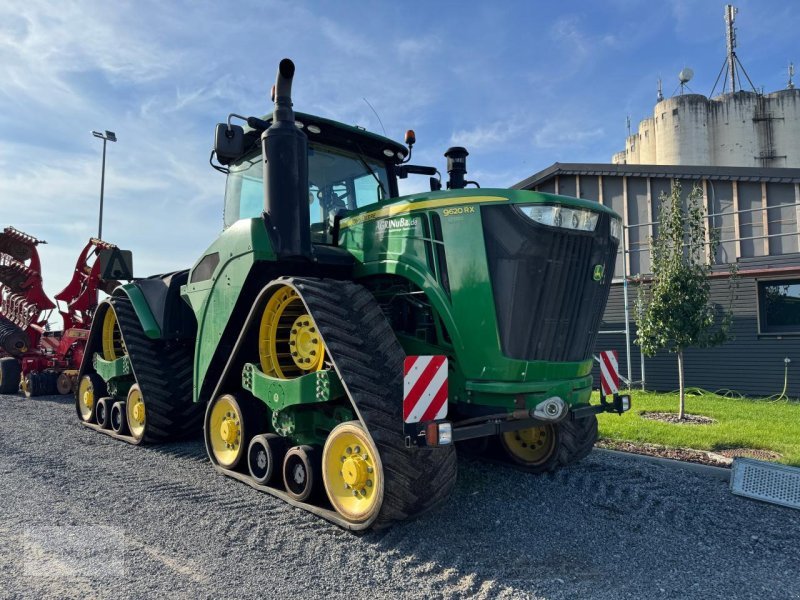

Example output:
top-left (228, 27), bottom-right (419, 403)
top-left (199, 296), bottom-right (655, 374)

top-left (482, 204), bottom-right (618, 362)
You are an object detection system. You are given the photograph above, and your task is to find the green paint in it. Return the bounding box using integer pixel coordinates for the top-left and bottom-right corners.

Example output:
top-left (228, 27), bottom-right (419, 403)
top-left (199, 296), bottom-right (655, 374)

top-left (113, 110), bottom-right (621, 426)
top-left (181, 218), bottom-right (276, 402)
top-left (242, 363), bottom-right (345, 411)
top-left (117, 284), bottom-right (161, 339)
top-left (272, 404), bottom-right (355, 447)
top-left (93, 353), bottom-right (132, 382)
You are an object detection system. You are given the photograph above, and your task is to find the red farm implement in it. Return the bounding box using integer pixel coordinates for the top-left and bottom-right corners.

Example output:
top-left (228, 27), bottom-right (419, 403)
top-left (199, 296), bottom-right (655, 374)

top-left (0, 227), bottom-right (132, 396)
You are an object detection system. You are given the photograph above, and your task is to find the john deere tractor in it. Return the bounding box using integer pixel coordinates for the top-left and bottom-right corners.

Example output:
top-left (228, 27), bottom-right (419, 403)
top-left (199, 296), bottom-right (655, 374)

top-left (76, 59), bottom-right (627, 529)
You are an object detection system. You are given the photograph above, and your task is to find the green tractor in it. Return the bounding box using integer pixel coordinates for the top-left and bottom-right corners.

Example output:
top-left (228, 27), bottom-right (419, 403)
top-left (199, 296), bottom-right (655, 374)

top-left (76, 59), bottom-right (628, 529)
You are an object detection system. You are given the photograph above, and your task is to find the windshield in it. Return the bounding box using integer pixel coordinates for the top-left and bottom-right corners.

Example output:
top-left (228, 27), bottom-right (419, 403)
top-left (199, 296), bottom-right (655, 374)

top-left (223, 143), bottom-right (390, 229)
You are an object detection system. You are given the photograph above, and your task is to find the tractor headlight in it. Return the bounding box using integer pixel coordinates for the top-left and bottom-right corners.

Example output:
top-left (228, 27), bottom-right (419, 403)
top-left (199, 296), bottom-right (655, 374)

top-left (519, 204), bottom-right (599, 232)
top-left (610, 216), bottom-right (622, 241)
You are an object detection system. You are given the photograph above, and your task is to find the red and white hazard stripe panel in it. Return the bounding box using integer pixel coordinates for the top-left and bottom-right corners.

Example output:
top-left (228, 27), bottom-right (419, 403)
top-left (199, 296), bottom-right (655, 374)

top-left (599, 350), bottom-right (619, 396)
top-left (403, 356), bottom-right (448, 424)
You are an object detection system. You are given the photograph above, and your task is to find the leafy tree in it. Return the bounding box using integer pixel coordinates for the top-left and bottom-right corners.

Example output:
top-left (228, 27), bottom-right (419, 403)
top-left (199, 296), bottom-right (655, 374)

top-left (634, 181), bottom-right (736, 419)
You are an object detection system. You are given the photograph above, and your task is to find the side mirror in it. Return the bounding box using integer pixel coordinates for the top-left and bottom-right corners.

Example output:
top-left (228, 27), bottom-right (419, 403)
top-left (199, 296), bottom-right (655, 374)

top-left (97, 248), bottom-right (134, 281)
top-left (214, 123), bottom-right (245, 164)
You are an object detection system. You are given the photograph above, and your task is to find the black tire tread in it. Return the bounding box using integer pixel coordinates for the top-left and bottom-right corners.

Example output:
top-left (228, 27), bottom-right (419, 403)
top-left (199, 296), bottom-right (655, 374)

top-left (288, 277), bottom-right (458, 528)
top-left (78, 296), bottom-right (203, 443)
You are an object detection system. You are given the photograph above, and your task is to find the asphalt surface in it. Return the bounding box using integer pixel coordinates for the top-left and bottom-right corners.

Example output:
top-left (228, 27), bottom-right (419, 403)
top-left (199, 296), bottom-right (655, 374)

top-left (0, 392), bottom-right (798, 600)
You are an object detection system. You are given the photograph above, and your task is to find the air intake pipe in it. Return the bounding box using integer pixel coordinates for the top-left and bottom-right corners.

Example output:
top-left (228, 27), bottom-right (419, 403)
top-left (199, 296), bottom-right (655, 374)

top-left (261, 58), bottom-right (311, 258)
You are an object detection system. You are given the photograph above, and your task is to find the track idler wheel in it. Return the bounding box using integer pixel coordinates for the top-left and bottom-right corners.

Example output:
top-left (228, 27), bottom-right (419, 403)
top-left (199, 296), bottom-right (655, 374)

top-left (110, 401), bottom-right (128, 435)
top-left (322, 421), bottom-right (383, 524)
top-left (282, 445), bottom-right (321, 502)
top-left (76, 374), bottom-right (107, 423)
top-left (206, 394), bottom-right (249, 469)
top-left (248, 433), bottom-right (286, 485)
top-left (126, 384), bottom-right (147, 443)
top-left (0, 357), bottom-right (21, 394)
top-left (96, 397), bottom-right (112, 429)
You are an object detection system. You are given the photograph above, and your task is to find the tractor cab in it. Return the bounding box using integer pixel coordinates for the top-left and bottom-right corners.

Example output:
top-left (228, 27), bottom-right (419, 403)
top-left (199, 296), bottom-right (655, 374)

top-left (218, 112), bottom-right (408, 245)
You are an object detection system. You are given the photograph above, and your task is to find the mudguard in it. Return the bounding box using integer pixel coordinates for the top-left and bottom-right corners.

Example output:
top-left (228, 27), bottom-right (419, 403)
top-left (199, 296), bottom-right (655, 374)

top-left (114, 271), bottom-right (196, 340)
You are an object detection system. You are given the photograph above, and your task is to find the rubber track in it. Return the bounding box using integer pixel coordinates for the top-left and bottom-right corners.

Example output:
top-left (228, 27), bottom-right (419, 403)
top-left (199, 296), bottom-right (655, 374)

top-left (214, 277), bottom-right (459, 529)
top-left (78, 296), bottom-right (203, 444)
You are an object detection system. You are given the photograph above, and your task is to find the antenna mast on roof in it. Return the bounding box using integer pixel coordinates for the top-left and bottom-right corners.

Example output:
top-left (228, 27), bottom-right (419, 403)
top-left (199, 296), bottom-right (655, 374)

top-left (725, 4), bottom-right (737, 93)
top-left (789, 62), bottom-right (796, 90)
top-left (657, 78), bottom-right (664, 102)
top-left (710, 5), bottom-right (758, 96)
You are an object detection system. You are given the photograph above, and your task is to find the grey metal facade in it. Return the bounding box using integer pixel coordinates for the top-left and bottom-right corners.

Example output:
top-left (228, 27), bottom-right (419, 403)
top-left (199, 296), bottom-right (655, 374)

top-left (515, 163), bottom-right (800, 397)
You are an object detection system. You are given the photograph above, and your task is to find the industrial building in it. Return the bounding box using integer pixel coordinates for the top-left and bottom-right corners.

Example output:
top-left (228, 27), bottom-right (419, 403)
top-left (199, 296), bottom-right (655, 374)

top-left (514, 163), bottom-right (800, 397)
top-left (513, 5), bottom-right (800, 397)
top-left (612, 89), bottom-right (800, 168)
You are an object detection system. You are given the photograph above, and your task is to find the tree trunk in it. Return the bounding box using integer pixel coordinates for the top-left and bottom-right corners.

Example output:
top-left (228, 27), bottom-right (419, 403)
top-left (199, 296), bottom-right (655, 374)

top-left (677, 350), bottom-right (685, 420)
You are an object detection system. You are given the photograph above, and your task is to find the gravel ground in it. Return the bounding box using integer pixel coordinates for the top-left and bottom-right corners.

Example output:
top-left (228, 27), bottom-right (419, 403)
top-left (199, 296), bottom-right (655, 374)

top-left (0, 393), bottom-right (798, 600)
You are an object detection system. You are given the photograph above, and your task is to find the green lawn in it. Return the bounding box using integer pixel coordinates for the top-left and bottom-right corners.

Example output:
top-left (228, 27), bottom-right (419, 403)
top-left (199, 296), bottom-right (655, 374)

top-left (596, 390), bottom-right (800, 466)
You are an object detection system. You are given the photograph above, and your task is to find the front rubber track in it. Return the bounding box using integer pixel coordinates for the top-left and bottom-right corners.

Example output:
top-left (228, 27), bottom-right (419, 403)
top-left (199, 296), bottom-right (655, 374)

top-left (279, 278), bottom-right (458, 528)
top-left (77, 295), bottom-right (203, 444)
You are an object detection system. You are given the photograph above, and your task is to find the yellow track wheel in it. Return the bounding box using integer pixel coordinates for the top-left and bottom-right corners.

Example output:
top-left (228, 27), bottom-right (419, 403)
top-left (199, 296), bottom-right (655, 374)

top-left (322, 422), bottom-right (383, 523)
top-left (101, 306), bottom-right (126, 361)
top-left (258, 285), bottom-right (325, 379)
top-left (126, 384), bottom-right (146, 441)
top-left (208, 394), bottom-right (246, 468)
top-left (500, 424), bottom-right (557, 467)
top-left (77, 375), bottom-right (100, 422)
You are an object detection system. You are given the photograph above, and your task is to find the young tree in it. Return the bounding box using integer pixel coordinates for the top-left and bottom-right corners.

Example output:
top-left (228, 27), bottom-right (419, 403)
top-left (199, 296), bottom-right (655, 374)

top-left (634, 181), bottom-right (735, 419)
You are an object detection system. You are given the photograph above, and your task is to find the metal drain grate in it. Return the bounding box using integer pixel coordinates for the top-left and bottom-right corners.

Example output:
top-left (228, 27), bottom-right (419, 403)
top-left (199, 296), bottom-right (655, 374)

top-left (730, 458), bottom-right (800, 510)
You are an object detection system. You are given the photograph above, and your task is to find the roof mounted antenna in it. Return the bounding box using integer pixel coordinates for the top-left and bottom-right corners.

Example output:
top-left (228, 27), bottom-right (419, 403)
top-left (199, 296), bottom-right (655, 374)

top-left (710, 5), bottom-right (758, 96)
top-left (657, 78), bottom-right (664, 102)
top-left (788, 62), bottom-right (795, 90)
top-left (678, 67), bottom-right (694, 95)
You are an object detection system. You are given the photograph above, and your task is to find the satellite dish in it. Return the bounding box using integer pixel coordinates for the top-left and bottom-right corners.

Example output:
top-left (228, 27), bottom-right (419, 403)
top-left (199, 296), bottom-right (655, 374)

top-left (679, 67), bottom-right (694, 84)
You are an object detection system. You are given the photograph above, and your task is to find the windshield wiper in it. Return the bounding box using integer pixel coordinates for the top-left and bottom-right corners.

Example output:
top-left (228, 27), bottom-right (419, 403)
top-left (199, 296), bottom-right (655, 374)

top-left (354, 143), bottom-right (387, 200)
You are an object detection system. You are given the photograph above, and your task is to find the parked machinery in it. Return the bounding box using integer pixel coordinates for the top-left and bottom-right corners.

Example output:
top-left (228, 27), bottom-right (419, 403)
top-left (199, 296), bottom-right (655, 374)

top-left (0, 227), bottom-right (131, 395)
top-left (76, 59), bottom-right (628, 529)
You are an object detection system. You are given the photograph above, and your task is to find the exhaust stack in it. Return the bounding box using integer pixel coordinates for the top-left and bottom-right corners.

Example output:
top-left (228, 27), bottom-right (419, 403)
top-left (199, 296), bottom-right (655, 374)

top-left (261, 58), bottom-right (311, 258)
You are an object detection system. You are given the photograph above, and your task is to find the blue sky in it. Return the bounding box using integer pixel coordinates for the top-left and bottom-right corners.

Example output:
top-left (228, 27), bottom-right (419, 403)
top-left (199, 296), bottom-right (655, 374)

top-left (0, 0), bottom-right (797, 308)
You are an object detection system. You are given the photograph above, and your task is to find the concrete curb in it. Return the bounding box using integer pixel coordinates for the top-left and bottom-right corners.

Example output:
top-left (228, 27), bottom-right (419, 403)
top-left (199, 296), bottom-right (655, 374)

top-left (595, 448), bottom-right (732, 481)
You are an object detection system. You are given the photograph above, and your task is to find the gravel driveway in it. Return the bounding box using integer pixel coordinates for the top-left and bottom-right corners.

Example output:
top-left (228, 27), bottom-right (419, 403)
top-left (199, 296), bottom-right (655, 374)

top-left (0, 393), bottom-right (798, 599)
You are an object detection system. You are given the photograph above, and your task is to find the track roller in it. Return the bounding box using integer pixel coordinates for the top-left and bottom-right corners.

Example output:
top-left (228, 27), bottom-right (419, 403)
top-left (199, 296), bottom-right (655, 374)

top-left (0, 357), bottom-right (21, 394)
top-left (283, 445), bottom-right (321, 502)
top-left (96, 397), bottom-right (112, 429)
top-left (110, 401), bottom-right (127, 435)
top-left (248, 433), bottom-right (286, 485)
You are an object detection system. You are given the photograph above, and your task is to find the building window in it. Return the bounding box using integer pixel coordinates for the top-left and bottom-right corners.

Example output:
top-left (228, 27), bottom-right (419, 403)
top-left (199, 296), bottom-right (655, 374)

top-left (758, 279), bottom-right (800, 333)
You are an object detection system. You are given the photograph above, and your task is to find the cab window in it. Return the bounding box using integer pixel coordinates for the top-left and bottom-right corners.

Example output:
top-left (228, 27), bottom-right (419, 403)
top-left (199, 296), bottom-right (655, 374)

top-left (223, 144), bottom-right (390, 231)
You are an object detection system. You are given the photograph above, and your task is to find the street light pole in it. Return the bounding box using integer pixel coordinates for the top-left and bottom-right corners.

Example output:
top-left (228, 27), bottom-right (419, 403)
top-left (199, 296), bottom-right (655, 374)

top-left (91, 130), bottom-right (117, 240)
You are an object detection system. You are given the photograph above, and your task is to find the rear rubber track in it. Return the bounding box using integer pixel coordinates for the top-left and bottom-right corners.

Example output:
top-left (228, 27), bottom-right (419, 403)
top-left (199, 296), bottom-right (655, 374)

top-left (77, 295), bottom-right (203, 443)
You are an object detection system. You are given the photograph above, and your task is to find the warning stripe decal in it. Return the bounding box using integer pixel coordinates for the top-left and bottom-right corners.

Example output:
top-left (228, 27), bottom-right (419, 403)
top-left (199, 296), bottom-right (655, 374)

top-left (599, 350), bottom-right (619, 396)
top-left (403, 356), bottom-right (448, 424)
